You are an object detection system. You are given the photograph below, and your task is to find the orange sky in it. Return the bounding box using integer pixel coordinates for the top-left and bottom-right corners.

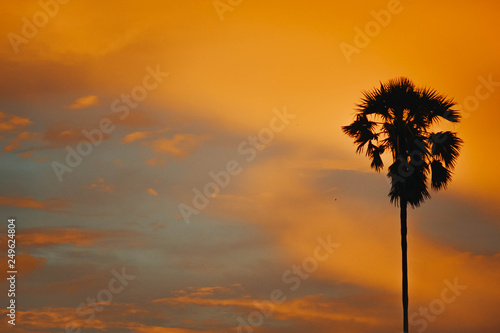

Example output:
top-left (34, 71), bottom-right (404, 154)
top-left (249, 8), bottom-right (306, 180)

top-left (1, 0), bottom-right (500, 332)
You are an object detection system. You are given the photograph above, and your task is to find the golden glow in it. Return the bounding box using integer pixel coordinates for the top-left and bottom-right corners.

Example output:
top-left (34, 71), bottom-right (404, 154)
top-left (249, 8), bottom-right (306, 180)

top-left (2, 0), bottom-right (500, 332)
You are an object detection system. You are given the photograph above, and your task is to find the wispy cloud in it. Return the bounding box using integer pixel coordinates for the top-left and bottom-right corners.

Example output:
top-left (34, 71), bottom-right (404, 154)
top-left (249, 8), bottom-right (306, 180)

top-left (120, 128), bottom-right (169, 144)
top-left (0, 253), bottom-right (46, 279)
top-left (142, 134), bottom-right (209, 157)
top-left (43, 124), bottom-right (110, 144)
top-left (0, 196), bottom-right (69, 211)
top-left (68, 95), bottom-right (100, 109)
top-left (90, 178), bottom-right (114, 193)
top-left (0, 111), bottom-right (32, 133)
top-left (16, 227), bottom-right (139, 247)
top-left (3, 131), bottom-right (39, 152)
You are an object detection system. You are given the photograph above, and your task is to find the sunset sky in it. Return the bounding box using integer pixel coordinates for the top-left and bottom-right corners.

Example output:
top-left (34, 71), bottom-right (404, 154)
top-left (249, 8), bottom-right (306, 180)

top-left (1, 0), bottom-right (500, 332)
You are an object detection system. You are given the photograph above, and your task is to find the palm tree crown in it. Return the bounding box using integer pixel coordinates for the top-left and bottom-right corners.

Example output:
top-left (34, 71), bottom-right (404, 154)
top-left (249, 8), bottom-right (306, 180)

top-left (342, 77), bottom-right (463, 207)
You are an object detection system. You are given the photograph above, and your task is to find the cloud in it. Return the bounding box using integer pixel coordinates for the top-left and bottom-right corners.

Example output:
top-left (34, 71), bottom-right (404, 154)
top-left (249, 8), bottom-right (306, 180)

top-left (43, 123), bottom-right (110, 144)
top-left (128, 325), bottom-right (220, 333)
top-left (0, 306), bottom-right (111, 331)
top-left (153, 293), bottom-right (380, 326)
top-left (142, 134), bottom-right (208, 157)
top-left (120, 128), bottom-right (169, 144)
top-left (20, 151), bottom-right (33, 158)
top-left (0, 253), bottom-right (47, 279)
top-left (0, 111), bottom-right (32, 133)
top-left (121, 131), bottom-right (151, 144)
top-left (43, 128), bottom-right (85, 143)
top-left (172, 284), bottom-right (244, 299)
top-left (90, 178), bottom-right (114, 193)
top-left (16, 227), bottom-right (138, 248)
top-left (0, 306), bottom-right (220, 333)
top-left (0, 196), bottom-right (69, 211)
top-left (69, 95), bottom-right (100, 109)
top-left (190, 153), bottom-right (500, 303)
top-left (3, 131), bottom-right (39, 152)
top-left (0, 2), bottom-right (498, 333)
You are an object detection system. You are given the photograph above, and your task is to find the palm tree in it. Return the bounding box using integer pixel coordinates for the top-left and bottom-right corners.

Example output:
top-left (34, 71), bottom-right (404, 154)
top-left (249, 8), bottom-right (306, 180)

top-left (341, 77), bottom-right (463, 333)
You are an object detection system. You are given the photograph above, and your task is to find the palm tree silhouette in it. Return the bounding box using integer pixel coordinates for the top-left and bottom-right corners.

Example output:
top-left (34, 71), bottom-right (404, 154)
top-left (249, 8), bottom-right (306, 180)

top-left (341, 77), bottom-right (463, 333)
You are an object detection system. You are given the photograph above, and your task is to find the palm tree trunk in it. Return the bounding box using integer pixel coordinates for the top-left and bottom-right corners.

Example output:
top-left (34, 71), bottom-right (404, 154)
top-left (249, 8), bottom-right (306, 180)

top-left (401, 198), bottom-right (409, 332)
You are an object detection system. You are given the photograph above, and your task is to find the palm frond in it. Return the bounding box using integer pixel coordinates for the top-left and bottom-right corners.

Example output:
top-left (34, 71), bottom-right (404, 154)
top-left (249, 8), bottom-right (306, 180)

top-left (388, 159), bottom-right (430, 207)
top-left (418, 87), bottom-right (460, 124)
top-left (366, 142), bottom-right (384, 171)
top-left (356, 86), bottom-right (391, 120)
top-left (342, 77), bottom-right (462, 207)
top-left (429, 131), bottom-right (463, 168)
top-left (341, 114), bottom-right (375, 137)
top-left (430, 160), bottom-right (452, 190)
top-left (441, 107), bottom-right (461, 123)
top-left (341, 114), bottom-right (378, 154)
